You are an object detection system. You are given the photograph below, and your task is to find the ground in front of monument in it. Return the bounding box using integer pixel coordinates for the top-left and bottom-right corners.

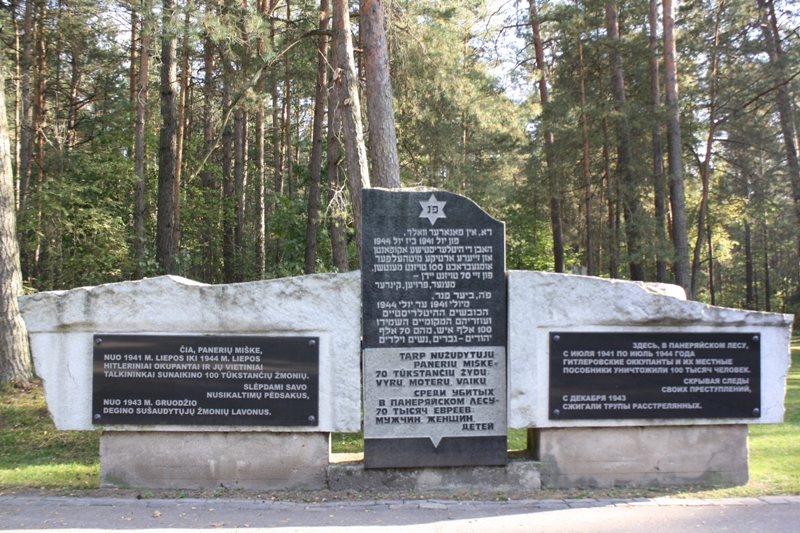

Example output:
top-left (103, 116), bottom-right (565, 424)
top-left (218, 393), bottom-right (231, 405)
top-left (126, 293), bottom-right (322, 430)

top-left (3, 492), bottom-right (800, 532)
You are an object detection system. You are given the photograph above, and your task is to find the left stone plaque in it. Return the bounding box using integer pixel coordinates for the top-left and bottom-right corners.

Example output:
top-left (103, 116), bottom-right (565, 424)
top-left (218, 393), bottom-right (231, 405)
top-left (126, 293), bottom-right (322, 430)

top-left (92, 335), bottom-right (319, 426)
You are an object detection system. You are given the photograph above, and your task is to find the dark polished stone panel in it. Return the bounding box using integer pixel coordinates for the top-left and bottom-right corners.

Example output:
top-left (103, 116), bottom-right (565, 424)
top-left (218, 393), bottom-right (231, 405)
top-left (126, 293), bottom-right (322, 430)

top-left (549, 332), bottom-right (761, 420)
top-left (364, 436), bottom-right (508, 469)
top-left (93, 334), bottom-right (319, 426)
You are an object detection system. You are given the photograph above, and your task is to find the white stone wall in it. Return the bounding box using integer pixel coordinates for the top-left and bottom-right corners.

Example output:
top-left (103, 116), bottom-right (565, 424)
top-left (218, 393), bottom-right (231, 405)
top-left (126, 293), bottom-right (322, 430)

top-left (508, 270), bottom-right (794, 428)
top-left (19, 270), bottom-right (794, 434)
top-left (18, 273), bottom-right (362, 432)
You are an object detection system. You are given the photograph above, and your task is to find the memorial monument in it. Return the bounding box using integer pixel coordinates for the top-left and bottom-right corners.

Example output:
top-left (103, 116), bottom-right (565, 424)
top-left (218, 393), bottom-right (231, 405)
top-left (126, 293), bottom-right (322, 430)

top-left (16, 187), bottom-right (795, 491)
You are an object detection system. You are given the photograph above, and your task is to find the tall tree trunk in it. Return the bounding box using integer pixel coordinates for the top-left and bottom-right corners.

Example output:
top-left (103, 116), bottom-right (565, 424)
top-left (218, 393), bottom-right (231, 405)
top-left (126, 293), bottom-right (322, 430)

top-left (30, 0), bottom-right (46, 281)
top-left (664, 0), bottom-right (691, 291)
top-left (577, 32), bottom-right (592, 276)
top-left (745, 220), bottom-right (754, 309)
top-left (361, 0), bottom-right (400, 188)
top-left (12, 8), bottom-right (20, 208)
top-left (270, 9), bottom-right (283, 196)
top-left (233, 0), bottom-right (249, 282)
top-left (200, 32), bottom-right (217, 283)
top-left (305, 0), bottom-right (330, 274)
top-left (269, 2), bottom-right (284, 265)
top-left (332, 0), bottom-right (370, 261)
top-left (254, 0), bottom-right (268, 278)
top-left (221, 46), bottom-right (235, 283)
top-left (530, 0), bottom-right (564, 273)
top-left (649, 0), bottom-right (668, 283)
top-left (605, 1), bottom-right (645, 281)
top-left (327, 30), bottom-right (349, 272)
top-left (66, 51), bottom-right (80, 149)
top-left (233, 107), bottom-right (245, 282)
top-left (757, 0), bottom-right (800, 265)
top-left (283, 0), bottom-right (294, 200)
top-left (133, 1), bottom-right (151, 280)
top-left (255, 103), bottom-right (266, 276)
top-left (18, 0), bottom-right (33, 217)
top-left (157, 0), bottom-right (178, 274)
top-left (763, 224), bottom-right (770, 311)
top-left (28, 0), bottom-right (48, 283)
top-left (707, 221), bottom-right (716, 305)
top-left (690, 0), bottom-right (725, 300)
top-left (0, 42), bottom-right (32, 384)
top-left (603, 119), bottom-right (619, 278)
top-left (130, 8), bottom-right (138, 106)
top-left (174, 7), bottom-right (191, 255)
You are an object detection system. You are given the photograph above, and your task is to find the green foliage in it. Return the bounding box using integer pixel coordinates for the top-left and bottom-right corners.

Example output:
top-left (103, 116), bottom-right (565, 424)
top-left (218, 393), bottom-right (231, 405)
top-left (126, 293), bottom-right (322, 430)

top-left (392, 0), bottom-right (528, 212)
top-left (331, 431), bottom-right (364, 454)
top-left (0, 0), bottom-right (795, 313)
top-left (18, 136), bottom-right (137, 290)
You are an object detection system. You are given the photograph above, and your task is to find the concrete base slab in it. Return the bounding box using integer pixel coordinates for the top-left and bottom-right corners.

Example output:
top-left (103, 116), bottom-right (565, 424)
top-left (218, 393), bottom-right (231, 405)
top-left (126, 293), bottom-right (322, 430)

top-left (531, 425), bottom-right (748, 488)
top-left (328, 458), bottom-right (541, 494)
top-left (100, 432), bottom-right (329, 490)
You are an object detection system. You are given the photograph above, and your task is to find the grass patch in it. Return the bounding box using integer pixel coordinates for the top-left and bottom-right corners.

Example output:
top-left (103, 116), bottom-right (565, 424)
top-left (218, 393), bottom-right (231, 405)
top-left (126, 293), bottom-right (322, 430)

top-left (507, 428), bottom-right (527, 450)
top-left (0, 380), bottom-right (100, 490)
top-left (671, 336), bottom-right (800, 498)
top-left (332, 430), bottom-right (364, 453)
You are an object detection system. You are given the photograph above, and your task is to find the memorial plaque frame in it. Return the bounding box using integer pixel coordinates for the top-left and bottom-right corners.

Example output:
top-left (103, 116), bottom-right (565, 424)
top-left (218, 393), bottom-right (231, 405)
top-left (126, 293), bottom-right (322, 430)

top-left (361, 188), bottom-right (508, 468)
top-left (549, 332), bottom-right (761, 420)
top-left (93, 334), bottom-right (319, 426)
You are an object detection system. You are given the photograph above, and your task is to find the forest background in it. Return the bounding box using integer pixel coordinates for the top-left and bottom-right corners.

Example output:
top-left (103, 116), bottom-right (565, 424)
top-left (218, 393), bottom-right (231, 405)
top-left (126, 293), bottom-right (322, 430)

top-left (3, 0), bottom-right (800, 317)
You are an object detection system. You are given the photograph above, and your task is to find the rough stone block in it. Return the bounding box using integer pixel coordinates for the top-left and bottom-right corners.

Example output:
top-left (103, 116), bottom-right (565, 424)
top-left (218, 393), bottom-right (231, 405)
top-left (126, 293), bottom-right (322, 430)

top-left (532, 425), bottom-right (748, 488)
top-left (100, 432), bottom-right (329, 490)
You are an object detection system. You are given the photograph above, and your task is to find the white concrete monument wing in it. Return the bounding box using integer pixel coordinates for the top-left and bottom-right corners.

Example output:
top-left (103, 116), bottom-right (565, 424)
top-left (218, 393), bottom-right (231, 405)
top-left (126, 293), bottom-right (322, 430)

top-left (18, 273), bottom-right (362, 432)
top-left (507, 270), bottom-right (794, 429)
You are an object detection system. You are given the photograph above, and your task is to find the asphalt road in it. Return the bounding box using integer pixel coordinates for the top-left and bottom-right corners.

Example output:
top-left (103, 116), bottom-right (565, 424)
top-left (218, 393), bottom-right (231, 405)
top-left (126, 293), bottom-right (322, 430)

top-left (3, 495), bottom-right (800, 532)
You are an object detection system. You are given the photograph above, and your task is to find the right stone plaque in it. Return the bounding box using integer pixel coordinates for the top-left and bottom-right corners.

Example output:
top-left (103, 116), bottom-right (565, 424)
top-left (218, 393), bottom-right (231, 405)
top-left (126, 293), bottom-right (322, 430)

top-left (549, 332), bottom-right (761, 420)
top-left (361, 188), bottom-right (507, 468)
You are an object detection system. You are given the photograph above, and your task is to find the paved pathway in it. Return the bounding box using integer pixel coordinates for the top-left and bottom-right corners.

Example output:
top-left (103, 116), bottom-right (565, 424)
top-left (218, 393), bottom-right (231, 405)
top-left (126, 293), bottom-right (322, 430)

top-left (2, 495), bottom-right (800, 532)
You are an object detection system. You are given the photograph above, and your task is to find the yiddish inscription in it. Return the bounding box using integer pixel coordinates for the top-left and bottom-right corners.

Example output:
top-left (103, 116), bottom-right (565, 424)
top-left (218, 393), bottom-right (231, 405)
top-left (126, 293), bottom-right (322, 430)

top-left (92, 335), bottom-right (319, 426)
top-left (549, 332), bottom-right (761, 420)
top-left (363, 347), bottom-right (506, 447)
top-left (362, 189), bottom-right (507, 467)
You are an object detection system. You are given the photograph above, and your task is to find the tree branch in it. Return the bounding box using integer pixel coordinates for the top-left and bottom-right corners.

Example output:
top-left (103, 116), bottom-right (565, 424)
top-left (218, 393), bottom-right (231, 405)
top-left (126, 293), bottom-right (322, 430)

top-left (186, 29), bottom-right (330, 184)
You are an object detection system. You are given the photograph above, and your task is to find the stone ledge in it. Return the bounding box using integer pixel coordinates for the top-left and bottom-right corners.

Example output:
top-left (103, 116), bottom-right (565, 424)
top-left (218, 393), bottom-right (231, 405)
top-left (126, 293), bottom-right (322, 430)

top-left (101, 432), bottom-right (329, 490)
top-left (327, 457), bottom-right (541, 494)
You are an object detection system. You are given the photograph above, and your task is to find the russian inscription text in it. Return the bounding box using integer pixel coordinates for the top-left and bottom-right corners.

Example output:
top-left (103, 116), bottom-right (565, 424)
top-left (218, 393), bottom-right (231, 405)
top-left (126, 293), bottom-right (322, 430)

top-left (549, 332), bottom-right (761, 420)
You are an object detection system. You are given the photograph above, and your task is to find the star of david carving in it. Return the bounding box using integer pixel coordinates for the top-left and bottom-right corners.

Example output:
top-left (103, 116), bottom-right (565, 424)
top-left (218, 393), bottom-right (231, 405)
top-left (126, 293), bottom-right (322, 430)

top-left (418, 194), bottom-right (447, 225)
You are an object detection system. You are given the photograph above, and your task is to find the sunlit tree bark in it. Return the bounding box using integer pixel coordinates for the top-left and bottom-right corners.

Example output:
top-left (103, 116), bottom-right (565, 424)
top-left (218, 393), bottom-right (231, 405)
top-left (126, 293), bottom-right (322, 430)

top-left (0, 44), bottom-right (31, 384)
top-left (361, 0), bottom-right (400, 188)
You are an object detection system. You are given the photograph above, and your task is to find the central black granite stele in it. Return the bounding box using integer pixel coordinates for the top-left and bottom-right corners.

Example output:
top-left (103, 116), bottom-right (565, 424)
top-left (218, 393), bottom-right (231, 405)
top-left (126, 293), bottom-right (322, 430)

top-left (361, 188), bottom-right (508, 469)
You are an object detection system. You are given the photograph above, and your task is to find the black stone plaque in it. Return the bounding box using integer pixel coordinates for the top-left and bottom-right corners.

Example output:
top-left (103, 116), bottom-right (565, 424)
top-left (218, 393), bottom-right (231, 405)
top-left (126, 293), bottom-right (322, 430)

top-left (362, 188), bottom-right (507, 468)
top-left (92, 334), bottom-right (319, 426)
top-left (549, 332), bottom-right (761, 420)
